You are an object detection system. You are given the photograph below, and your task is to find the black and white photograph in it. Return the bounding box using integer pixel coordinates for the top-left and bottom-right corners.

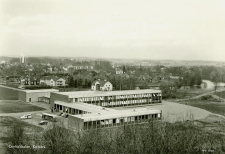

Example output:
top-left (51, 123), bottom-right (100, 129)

top-left (0, 0), bottom-right (225, 153)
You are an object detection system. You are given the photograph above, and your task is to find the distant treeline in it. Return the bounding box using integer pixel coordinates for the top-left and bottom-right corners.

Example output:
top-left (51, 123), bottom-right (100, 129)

top-left (10, 57), bottom-right (94, 65)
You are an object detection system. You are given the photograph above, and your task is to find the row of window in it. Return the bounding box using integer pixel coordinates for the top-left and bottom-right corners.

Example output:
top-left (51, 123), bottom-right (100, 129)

top-left (55, 99), bottom-right (161, 114)
top-left (83, 114), bottom-right (161, 130)
top-left (85, 99), bottom-right (161, 107)
top-left (54, 104), bottom-right (91, 115)
top-left (70, 94), bottom-right (161, 102)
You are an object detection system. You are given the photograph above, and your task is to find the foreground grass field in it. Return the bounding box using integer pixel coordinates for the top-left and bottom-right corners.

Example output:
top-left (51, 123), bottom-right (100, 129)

top-left (195, 114), bottom-right (225, 135)
top-left (0, 100), bottom-right (46, 113)
top-left (3, 117), bottom-right (225, 154)
top-left (0, 116), bottom-right (44, 154)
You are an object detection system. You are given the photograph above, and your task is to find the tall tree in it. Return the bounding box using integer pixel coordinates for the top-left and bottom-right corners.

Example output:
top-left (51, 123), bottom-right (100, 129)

top-left (189, 73), bottom-right (196, 87)
top-left (210, 69), bottom-right (222, 92)
top-left (69, 76), bottom-right (75, 87)
top-left (74, 79), bottom-right (77, 88)
top-left (123, 66), bottom-right (126, 74)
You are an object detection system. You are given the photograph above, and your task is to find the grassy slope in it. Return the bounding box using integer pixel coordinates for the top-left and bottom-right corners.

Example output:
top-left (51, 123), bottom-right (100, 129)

top-left (215, 91), bottom-right (225, 99)
top-left (180, 99), bottom-right (225, 116)
top-left (0, 87), bottom-right (18, 100)
top-left (0, 100), bottom-right (46, 113)
top-left (0, 116), bottom-right (44, 154)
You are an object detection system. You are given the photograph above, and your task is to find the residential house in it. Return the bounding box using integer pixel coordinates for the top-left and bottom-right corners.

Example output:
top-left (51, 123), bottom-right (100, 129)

top-left (73, 65), bottom-right (94, 70)
top-left (1, 60), bottom-right (5, 64)
top-left (68, 66), bottom-right (94, 75)
top-left (129, 70), bottom-right (136, 75)
top-left (138, 74), bottom-right (150, 82)
top-left (115, 68), bottom-right (124, 75)
top-left (30, 77), bottom-right (40, 85)
top-left (6, 76), bottom-right (21, 84)
top-left (27, 76), bottom-right (40, 85)
top-left (40, 76), bottom-right (58, 86)
top-left (169, 76), bottom-right (183, 80)
top-left (0, 76), bottom-right (6, 84)
top-left (55, 78), bottom-right (67, 86)
top-left (91, 79), bottom-right (113, 91)
top-left (62, 67), bottom-right (68, 74)
top-left (40, 76), bottom-right (66, 87)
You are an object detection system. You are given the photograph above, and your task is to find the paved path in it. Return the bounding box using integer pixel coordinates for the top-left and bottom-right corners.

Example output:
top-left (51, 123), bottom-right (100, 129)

top-left (175, 88), bottom-right (225, 102)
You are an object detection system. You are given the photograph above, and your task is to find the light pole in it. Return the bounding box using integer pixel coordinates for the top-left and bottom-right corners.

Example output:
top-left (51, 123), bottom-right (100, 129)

top-left (29, 68), bottom-right (32, 86)
top-left (221, 74), bottom-right (224, 102)
top-left (120, 74), bottom-right (122, 91)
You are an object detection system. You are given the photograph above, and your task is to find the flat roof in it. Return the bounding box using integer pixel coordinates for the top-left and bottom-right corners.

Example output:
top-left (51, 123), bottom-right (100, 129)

top-left (53, 89), bottom-right (161, 98)
top-left (39, 96), bottom-right (50, 99)
top-left (20, 89), bottom-right (59, 93)
top-left (54, 101), bottom-right (117, 114)
top-left (42, 112), bottom-right (57, 117)
top-left (72, 108), bottom-right (162, 122)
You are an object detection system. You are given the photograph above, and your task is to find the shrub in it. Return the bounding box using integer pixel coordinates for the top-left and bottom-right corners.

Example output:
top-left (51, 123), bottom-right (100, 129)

top-left (25, 85), bottom-right (52, 90)
top-left (200, 95), bottom-right (212, 100)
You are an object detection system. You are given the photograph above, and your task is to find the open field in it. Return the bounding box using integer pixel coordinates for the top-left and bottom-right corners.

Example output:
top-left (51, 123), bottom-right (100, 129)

top-left (175, 88), bottom-right (213, 99)
top-left (0, 86), bottom-right (18, 100)
top-left (164, 88), bottom-right (215, 102)
top-left (0, 100), bottom-right (46, 113)
top-left (215, 91), bottom-right (225, 99)
top-left (178, 88), bottom-right (212, 94)
top-left (178, 99), bottom-right (225, 116)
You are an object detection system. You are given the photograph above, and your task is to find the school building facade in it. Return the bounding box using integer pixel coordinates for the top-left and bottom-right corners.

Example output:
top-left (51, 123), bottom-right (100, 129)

top-left (50, 89), bottom-right (162, 130)
top-left (68, 108), bottom-right (162, 130)
top-left (50, 89), bottom-right (162, 109)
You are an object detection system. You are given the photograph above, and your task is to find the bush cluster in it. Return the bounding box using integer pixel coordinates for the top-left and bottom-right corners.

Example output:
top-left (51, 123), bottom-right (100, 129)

top-left (24, 85), bottom-right (52, 90)
top-left (4, 121), bottom-right (225, 154)
top-left (200, 95), bottom-right (212, 100)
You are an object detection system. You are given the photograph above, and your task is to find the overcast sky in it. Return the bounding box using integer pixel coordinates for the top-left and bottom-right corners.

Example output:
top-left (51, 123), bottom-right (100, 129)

top-left (0, 0), bottom-right (225, 61)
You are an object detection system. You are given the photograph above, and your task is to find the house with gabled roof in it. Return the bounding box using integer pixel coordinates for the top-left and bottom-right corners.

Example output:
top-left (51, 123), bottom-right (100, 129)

top-left (40, 76), bottom-right (67, 87)
top-left (91, 79), bottom-right (113, 91)
top-left (115, 68), bottom-right (124, 75)
top-left (56, 77), bottom-right (67, 87)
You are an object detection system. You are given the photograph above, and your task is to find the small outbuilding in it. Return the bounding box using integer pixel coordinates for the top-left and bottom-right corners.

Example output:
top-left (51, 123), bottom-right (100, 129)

top-left (38, 96), bottom-right (50, 103)
top-left (18, 89), bottom-right (59, 102)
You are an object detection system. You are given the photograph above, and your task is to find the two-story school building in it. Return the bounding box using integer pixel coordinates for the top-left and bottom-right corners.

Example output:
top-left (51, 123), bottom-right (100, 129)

top-left (50, 89), bottom-right (162, 109)
top-left (68, 107), bottom-right (162, 130)
top-left (50, 89), bottom-right (162, 130)
top-left (53, 101), bottom-right (116, 115)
